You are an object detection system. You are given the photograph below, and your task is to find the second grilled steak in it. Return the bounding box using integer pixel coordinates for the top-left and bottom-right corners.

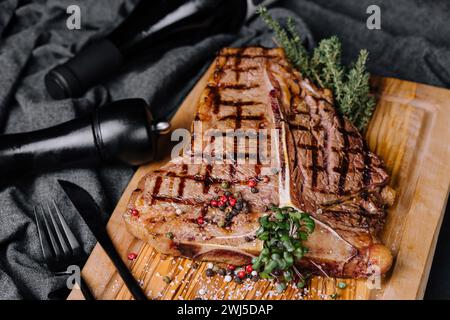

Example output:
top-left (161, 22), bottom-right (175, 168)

top-left (124, 47), bottom-right (394, 278)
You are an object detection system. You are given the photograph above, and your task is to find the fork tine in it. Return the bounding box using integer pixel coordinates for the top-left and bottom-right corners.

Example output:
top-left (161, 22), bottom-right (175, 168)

top-left (40, 204), bottom-right (62, 260)
top-left (34, 206), bottom-right (54, 264)
top-left (47, 201), bottom-right (71, 258)
top-left (51, 199), bottom-right (81, 255)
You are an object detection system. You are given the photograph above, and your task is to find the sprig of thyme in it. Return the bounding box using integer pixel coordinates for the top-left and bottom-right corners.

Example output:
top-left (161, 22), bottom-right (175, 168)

top-left (258, 7), bottom-right (376, 132)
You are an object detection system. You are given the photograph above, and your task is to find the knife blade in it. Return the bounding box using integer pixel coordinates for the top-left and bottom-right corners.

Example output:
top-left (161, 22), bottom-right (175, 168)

top-left (58, 179), bottom-right (147, 300)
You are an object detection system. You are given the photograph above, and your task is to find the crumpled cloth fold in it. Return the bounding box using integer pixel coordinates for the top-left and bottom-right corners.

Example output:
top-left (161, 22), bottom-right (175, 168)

top-left (0, 0), bottom-right (310, 299)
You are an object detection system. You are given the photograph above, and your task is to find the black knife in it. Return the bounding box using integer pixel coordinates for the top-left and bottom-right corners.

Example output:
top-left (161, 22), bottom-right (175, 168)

top-left (58, 180), bottom-right (147, 300)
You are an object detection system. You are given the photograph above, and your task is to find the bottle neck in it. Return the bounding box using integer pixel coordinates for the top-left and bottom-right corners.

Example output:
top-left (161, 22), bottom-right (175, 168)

top-left (108, 0), bottom-right (247, 58)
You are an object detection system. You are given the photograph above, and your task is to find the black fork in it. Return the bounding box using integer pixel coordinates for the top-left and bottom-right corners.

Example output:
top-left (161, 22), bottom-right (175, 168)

top-left (34, 200), bottom-right (95, 300)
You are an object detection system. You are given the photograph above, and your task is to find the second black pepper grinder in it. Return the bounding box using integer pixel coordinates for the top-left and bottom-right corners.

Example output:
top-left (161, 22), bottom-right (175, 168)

top-left (0, 99), bottom-right (170, 182)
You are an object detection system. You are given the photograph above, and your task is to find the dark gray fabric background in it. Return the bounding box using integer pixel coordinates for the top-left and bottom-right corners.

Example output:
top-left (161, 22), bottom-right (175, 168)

top-left (0, 0), bottom-right (448, 299)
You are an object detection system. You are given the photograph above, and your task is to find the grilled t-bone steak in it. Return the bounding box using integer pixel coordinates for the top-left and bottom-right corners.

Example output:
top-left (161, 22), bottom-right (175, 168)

top-left (124, 47), bottom-right (394, 278)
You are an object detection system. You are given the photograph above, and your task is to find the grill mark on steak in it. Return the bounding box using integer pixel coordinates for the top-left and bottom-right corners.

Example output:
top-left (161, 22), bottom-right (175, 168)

top-left (255, 164), bottom-right (261, 176)
top-left (209, 135), bottom-right (216, 159)
top-left (203, 164), bottom-right (213, 194)
top-left (218, 53), bottom-right (280, 59)
top-left (298, 143), bottom-right (320, 151)
top-left (337, 115), bottom-right (350, 195)
top-left (290, 124), bottom-right (309, 131)
top-left (229, 163), bottom-right (236, 179)
top-left (209, 83), bottom-right (222, 115)
top-left (151, 176), bottom-right (163, 205)
top-left (362, 144), bottom-right (373, 188)
top-left (331, 146), bottom-right (363, 154)
top-left (305, 95), bottom-right (319, 189)
top-left (338, 127), bottom-right (360, 138)
top-left (152, 195), bottom-right (204, 206)
top-left (219, 100), bottom-right (261, 107)
top-left (178, 164), bottom-right (188, 198)
top-left (215, 83), bottom-right (260, 90)
top-left (235, 105), bottom-right (242, 129)
top-left (225, 66), bottom-right (258, 72)
top-left (233, 48), bottom-right (244, 82)
top-left (219, 115), bottom-right (264, 123)
top-left (317, 104), bottom-right (330, 188)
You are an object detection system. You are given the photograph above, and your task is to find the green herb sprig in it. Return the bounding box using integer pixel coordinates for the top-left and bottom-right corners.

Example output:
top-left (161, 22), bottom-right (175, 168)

top-left (252, 205), bottom-right (315, 291)
top-left (258, 7), bottom-right (376, 132)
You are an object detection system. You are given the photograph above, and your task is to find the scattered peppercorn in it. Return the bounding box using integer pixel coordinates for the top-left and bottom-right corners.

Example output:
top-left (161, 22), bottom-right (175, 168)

top-left (221, 181), bottom-right (230, 189)
top-left (224, 191), bottom-right (232, 197)
top-left (234, 277), bottom-right (243, 284)
top-left (130, 208), bottom-right (139, 217)
top-left (197, 216), bottom-right (205, 225)
top-left (275, 282), bottom-right (286, 293)
top-left (217, 220), bottom-right (225, 228)
top-left (330, 293), bottom-right (339, 300)
top-left (227, 264), bottom-right (236, 271)
top-left (205, 269), bottom-right (216, 277)
top-left (192, 262), bottom-right (199, 269)
top-left (162, 276), bottom-right (171, 284)
top-left (248, 179), bottom-right (257, 187)
top-left (244, 236), bottom-right (254, 242)
top-left (337, 282), bottom-right (347, 289)
top-left (165, 232), bottom-right (174, 240)
top-left (229, 197), bottom-right (237, 207)
top-left (127, 252), bottom-right (138, 261)
top-left (237, 270), bottom-right (246, 279)
top-left (272, 269), bottom-right (282, 277)
top-left (218, 268), bottom-right (226, 276)
top-left (251, 187), bottom-right (259, 193)
top-left (245, 265), bottom-right (253, 274)
top-left (210, 199), bottom-right (218, 207)
top-left (251, 275), bottom-right (259, 282)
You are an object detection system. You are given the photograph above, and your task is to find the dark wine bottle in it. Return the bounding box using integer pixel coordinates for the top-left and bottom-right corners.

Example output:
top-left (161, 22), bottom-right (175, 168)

top-left (45, 0), bottom-right (278, 100)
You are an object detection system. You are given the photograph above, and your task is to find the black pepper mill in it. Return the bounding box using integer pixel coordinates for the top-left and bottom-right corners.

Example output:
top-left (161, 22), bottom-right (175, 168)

top-left (0, 99), bottom-right (170, 182)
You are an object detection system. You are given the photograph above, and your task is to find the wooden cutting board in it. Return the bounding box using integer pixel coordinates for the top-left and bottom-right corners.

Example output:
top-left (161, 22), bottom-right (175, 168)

top-left (68, 64), bottom-right (450, 300)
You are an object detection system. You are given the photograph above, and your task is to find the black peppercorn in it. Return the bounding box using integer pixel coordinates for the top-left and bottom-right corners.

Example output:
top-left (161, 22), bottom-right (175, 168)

top-left (272, 269), bottom-right (282, 277)
top-left (205, 269), bottom-right (216, 277)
